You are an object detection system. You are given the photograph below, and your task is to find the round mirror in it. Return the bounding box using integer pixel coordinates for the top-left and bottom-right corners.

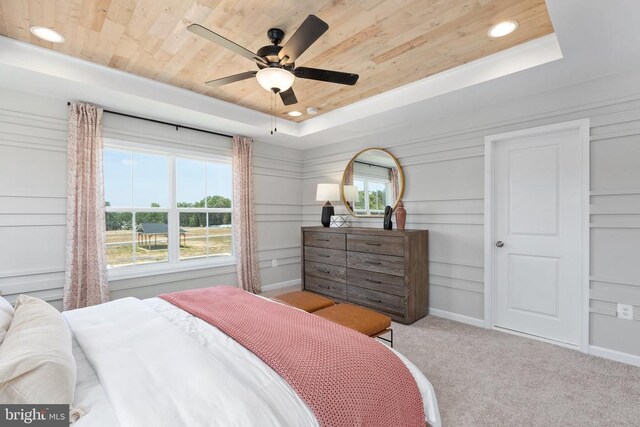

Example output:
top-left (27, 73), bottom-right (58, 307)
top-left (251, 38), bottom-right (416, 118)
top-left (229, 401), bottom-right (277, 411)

top-left (340, 148), bottom-right (404, 217)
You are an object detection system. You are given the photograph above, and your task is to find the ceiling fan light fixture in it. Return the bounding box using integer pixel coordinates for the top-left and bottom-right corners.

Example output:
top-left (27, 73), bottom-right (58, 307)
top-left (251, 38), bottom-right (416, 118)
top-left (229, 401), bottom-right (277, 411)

top-left (488, 21), bottom-right (518, 38)
top-left (29, 26), bottom-right (65, 43)
top-left (256, 67), bottom-right (295, 93)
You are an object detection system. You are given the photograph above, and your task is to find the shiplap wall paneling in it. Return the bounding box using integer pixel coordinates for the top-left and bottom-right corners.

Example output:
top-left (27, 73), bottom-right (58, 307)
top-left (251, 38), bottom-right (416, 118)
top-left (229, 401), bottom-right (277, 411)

top-left (0, 88), bottom-right (303, 310)
top-left (302, 70), bottom-right (640, 357)
top-left (589, 116), bottom-right (640, 356)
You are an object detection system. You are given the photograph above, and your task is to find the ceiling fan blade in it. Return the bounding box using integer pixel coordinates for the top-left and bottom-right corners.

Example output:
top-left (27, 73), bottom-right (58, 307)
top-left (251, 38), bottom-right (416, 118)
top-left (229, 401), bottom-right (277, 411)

top-left (205, 71), bottom-right (257, 87)
top-left (294, 67), bottom-right (359, 85)
top-left (279, 87), bottom-right (298, 105)
top-left (278, 15), bottom-right (328, 65)
top-left (187, 24), bottom-right (267, 65)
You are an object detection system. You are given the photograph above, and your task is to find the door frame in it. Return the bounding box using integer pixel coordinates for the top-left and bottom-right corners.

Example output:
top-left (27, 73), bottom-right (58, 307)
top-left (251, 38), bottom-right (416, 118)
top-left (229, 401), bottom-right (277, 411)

top-left (483, 119), bottom-right (590, 353)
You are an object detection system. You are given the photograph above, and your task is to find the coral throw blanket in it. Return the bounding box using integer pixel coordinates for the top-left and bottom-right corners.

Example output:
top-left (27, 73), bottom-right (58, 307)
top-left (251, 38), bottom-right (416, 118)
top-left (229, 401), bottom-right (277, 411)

top-left (160, 286), bottom-right (425, 427)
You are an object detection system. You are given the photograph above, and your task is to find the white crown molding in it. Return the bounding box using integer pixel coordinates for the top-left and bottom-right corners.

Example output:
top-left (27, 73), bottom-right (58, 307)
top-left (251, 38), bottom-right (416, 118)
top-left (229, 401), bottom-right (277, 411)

top-left (299, 34), bottom-right (562, 137)
top-left (0, 36), bottom-right (300, 142)
top-left (0, 33), bottom-right (561, 146)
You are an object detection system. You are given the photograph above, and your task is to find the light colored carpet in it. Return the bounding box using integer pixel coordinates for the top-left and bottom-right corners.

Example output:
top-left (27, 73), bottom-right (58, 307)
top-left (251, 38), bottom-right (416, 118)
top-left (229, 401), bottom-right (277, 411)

top-left (261, 287), bottom-right (640, 425)
top-left (393, 315), bottom-right (640, 426)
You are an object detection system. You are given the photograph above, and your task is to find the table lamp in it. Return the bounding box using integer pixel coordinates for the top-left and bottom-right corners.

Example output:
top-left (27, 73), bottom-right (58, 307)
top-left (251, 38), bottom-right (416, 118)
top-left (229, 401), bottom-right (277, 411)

top-left (327, 185), bottom-right (359, 228)
top-left (316, 183), bottom-right (340, 227)
top-left (343, 185), bottom-right (359, 205)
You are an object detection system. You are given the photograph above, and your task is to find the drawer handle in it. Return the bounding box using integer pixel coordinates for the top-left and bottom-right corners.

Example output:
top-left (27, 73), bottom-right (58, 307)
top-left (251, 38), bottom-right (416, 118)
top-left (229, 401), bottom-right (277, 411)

top-left (319, 269), bottom-right (329, 274)
top-left (317, 239), bottom-right (330, 242)
top-left (365, 261), bottom-right (382, 265)
top-left (366, 297), bottom-right (383, 303)
top-left (366, 279), bottom-right (382, 284)
top-left (365, 243), bottom-right (381, 246)
top-left (319, 254), bottom-right (330, 258)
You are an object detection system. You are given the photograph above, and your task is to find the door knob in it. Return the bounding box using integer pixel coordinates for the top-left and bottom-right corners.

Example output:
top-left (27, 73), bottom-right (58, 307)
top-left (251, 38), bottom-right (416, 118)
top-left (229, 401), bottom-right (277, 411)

top-left (496, 241), bottom-right (504, 248)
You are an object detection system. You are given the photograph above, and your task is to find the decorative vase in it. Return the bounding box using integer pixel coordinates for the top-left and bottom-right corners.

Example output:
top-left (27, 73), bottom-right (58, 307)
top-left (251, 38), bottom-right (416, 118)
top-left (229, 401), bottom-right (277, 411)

top-left (395, 201), bottom-right (406, 231)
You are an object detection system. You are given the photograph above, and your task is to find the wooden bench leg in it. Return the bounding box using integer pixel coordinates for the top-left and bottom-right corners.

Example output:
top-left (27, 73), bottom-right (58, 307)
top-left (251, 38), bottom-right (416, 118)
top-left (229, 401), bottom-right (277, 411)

top-left (373, 328), bottom-right (393, 348)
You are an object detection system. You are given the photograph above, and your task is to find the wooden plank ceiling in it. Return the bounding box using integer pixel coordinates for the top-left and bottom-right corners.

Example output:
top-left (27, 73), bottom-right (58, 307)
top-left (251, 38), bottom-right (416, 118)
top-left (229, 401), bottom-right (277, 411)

top-left (0, 0), bottom-right (553, 122)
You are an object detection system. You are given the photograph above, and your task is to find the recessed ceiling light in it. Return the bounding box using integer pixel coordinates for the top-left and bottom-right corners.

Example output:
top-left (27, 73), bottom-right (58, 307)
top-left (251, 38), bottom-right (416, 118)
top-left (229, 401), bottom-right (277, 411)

top-left (30, 26), bottom-right (66, 43)
top-left (307, 107), bottom-right (318, 115)
top-left (287, 111), bottom-right (303, 117)
top-left (488, 21), bottom-right (518, 38)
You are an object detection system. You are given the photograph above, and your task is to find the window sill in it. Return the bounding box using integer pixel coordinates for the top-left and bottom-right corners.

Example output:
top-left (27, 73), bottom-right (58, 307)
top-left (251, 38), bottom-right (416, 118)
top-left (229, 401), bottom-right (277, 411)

top-left (107, 256), bottom-right (236, 281)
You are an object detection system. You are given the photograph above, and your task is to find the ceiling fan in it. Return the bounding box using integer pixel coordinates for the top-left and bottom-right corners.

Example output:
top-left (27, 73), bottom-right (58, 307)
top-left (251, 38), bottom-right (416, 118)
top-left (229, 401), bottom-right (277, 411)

top-left (187, 15), bottom-right (359, 106)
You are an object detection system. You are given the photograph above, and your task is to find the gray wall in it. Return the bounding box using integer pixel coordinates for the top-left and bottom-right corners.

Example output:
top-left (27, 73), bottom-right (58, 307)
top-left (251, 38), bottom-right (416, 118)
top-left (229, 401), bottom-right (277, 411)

top-left (0, 88), bottom-right (302, 309)
top-left (1, 68), bottom-right (639, 359)
top-left (302, 69), bottom-right (640, 356)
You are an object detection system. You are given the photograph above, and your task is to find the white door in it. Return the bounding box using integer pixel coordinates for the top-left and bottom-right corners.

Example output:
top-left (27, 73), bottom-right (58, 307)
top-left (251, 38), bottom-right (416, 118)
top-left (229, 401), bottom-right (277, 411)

top-left (492, 125), bottom-right (583, 345)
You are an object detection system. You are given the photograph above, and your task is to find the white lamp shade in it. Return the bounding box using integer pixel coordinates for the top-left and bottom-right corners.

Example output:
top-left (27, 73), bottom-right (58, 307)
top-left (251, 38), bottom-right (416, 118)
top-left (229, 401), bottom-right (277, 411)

top-left (316, 183), bottom-right (340, 202)
top-left (343, 185), bottom-right (359, 202)
top-left (256, 68), bottom-right (295, 92)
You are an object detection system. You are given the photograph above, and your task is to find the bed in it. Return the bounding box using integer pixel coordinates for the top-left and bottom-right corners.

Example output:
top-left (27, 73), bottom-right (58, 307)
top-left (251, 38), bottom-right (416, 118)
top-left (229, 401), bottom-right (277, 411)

top-left (60, 289), bottom-right (441, 426)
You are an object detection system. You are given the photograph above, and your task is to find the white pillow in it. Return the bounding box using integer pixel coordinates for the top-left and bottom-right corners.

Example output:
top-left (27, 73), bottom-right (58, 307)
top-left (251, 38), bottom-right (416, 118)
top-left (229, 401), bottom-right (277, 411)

top-left (0, 294), bottom-right (76, 404)
top-left (0, 297), bottom-right (14, 345)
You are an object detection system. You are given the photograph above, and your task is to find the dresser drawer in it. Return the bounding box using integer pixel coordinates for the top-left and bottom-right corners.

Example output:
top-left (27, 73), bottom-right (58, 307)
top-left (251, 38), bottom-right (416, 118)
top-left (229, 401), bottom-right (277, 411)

top-left (347, 234), bottom-right (404, 256)
top-left (347, 268), bottom-right (405, 297)
top-left (347, 252), bottom-right (405, 277)
top-left (305, 261), bottom-right (346, 283)
top-left (304, 246), bottom-right (346, 267)
top-left (305, 276), bottom-right (346, 300)
top-left (304, 232), bottom-right (346, 250)
top-left (347, 285), bottom-right (405, 317)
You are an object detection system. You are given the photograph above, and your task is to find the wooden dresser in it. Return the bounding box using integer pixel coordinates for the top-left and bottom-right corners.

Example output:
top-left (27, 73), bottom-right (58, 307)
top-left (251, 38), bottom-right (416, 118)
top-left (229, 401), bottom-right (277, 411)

top-left (301, 226), bottom-right (428, 324)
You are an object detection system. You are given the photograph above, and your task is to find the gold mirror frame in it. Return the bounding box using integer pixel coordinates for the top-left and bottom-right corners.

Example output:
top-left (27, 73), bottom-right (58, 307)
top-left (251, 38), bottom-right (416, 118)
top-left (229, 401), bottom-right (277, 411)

top-left (340, 147), bottom-right (405, 217)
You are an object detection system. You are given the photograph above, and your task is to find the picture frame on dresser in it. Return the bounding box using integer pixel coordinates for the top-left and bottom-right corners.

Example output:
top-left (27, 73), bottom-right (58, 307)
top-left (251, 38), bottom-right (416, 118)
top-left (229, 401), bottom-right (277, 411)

top-left (301, 226), bottom-right (428, 324)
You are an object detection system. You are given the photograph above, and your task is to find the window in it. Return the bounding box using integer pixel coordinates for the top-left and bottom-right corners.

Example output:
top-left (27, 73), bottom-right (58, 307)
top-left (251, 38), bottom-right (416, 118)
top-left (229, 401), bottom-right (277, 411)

top-left (104, 145), bottom-right (233, 275)
top-left (353, 178), bottom-right (390, 215)
top-left (176, 158), bottom-right (232, 261)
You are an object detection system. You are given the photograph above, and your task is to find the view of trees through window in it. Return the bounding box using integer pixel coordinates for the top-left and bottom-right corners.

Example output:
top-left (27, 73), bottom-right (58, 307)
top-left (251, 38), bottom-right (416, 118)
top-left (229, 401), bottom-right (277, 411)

top-left (176, 158), bottom-right (232, 261)
top-left (354, 178), bottom-right (388, 215)
top-left (104, 148), bottom-right (233, 269)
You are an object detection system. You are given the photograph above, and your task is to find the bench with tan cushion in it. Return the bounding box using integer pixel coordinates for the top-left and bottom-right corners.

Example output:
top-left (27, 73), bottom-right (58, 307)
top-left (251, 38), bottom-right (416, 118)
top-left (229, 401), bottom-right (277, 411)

top-left (272, 291), bottom-right (335, 313)
top-left (314, 303), bottom-right (392, 339)
top-left (272, 291), bottom-right (393, 346)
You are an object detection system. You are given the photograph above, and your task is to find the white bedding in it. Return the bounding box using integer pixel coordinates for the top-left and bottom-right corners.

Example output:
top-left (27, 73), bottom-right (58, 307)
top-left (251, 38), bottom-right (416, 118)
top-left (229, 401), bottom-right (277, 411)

top-left (71, 338), bottom-right (119, 426)
top-left (65, 297), bottom-right (441, 427)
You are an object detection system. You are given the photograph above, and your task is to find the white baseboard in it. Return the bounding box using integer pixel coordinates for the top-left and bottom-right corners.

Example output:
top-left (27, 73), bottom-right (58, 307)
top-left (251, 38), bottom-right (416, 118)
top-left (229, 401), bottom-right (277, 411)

top-left (260, 279), bottom-right (302, 293)
top-left (428, 307), bottom-right (485, 328)
top-left (589, 345), bottom-right (640, 367)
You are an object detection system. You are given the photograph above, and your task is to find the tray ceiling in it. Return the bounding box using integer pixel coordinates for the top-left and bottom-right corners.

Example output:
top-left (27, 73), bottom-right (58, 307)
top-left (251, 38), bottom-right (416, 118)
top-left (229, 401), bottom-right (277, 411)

top-left (0, 0), bottom-right (553, 122)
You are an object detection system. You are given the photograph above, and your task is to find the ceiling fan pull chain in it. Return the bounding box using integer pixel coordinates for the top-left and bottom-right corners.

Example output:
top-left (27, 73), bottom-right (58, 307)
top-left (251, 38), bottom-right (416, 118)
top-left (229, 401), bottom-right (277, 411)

top-left (270, 92), bottom-right (272, 134)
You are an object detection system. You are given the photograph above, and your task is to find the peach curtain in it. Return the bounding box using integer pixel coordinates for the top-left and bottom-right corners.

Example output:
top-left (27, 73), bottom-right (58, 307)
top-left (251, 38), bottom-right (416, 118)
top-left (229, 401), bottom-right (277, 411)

top-left (232, 136), bottom-right (261, 293)
top-left (63, 103), bottom-right (109, 310)
top-left (389, 168), bottom-right (399, 203)
top-left (343, 162), bottom-right (355, 210)
top-left (344, 162), bottom-right (354, 185)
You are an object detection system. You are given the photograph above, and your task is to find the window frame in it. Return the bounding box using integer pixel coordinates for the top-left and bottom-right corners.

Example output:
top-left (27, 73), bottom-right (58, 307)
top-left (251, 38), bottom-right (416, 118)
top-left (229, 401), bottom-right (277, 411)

top-left (104, 139), bottom-right (235, 281)
top-left (353, 177), bottom-right (390, 215)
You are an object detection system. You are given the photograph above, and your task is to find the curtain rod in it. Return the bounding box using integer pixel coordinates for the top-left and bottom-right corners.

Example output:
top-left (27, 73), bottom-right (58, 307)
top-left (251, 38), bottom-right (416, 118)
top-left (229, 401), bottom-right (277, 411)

top-left (354, 160), bottom-right (391, 169)
top-left (66, 102), bottom-right (233, 139)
